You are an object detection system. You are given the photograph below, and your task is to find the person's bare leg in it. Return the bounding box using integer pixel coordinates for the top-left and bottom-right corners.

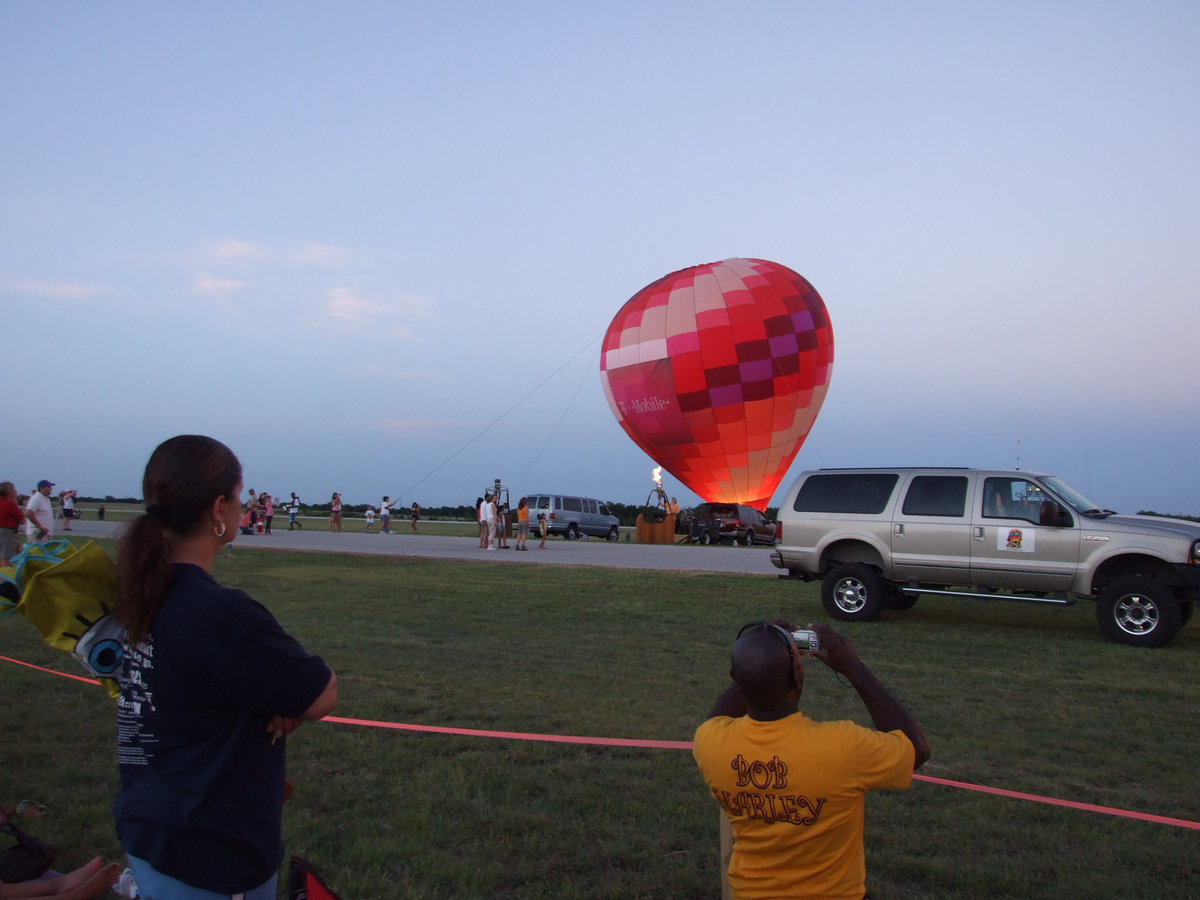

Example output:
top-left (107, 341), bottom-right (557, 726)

top-left (0, 858), bottom-right (117, 899)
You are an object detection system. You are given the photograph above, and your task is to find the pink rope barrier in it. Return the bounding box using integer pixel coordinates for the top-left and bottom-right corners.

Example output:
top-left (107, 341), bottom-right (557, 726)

top-left (4, 654), bottom-right (1197, 831)
top-left (911, 773), bottom-right (1200, 831)
top-left (323, 714), bottom-right (695, 749)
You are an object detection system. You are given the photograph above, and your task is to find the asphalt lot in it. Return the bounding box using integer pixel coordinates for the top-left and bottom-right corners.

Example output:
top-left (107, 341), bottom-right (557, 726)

top-left (62, 519), bottom-right (781, 577)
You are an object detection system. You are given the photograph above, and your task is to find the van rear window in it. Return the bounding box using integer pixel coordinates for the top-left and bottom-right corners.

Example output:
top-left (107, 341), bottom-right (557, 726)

top-left (794, 473), bottom-right (899, 514)
top-left (901, 475), bottom-right (967, 517)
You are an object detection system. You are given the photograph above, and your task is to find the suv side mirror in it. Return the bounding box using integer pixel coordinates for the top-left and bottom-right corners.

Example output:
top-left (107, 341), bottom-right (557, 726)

top-left (1039, 500), bottom-right (1072, 527)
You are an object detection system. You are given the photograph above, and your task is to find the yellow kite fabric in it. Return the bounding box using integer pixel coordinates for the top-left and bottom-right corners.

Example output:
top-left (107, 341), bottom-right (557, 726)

top-left (0, 539), bottom-right (123, 698)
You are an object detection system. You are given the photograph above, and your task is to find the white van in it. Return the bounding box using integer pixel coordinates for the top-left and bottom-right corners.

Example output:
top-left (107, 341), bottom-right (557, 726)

top-left (523, 493), bottom-right (621, 541)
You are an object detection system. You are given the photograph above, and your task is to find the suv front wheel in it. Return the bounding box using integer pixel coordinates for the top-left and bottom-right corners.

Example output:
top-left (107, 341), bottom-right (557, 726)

top-left (821, 563), bottom-right (884, 622)
top-left (1097, 576), bottom-right (1182, 648)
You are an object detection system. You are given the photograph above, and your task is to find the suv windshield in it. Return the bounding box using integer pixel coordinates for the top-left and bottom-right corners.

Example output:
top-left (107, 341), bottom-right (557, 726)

top-left (1041, 476), bottom-right (1105, 515)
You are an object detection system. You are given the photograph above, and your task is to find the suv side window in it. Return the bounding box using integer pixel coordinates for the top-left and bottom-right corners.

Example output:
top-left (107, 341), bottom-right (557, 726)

top-left (901, 475), bottom-right (967, 517)
top-left (794, 473), bottom-right (899, 514)
top-left (587, 499), bottom-right (598, 515)
top-left (564, 497), bottom-right (583, 513)
top-left (983, 477), bottom-right (1050, 524)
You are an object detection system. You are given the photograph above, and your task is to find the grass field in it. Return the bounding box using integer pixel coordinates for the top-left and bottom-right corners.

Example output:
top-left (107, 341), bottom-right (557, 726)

top-left (1, 539), bottom-right (1198, 898)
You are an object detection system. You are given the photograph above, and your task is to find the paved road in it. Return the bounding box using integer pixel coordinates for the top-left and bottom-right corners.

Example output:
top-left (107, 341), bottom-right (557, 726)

top-left (63, 520), bottom-right (783, 577)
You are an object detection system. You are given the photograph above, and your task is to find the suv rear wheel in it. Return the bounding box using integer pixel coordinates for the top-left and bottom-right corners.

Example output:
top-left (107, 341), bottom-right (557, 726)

top-left (1097, 576), bottom-right (1182, 647)
top-left (606, 525), bottom-right (619, 542)
top-left (740, 530), bottom-right (754, 547)
top-left (565, 523), bottom-right (579, 540)
top-left (698, 530), bottom-right (712, 545)
top-left (821, 563), bottom-right (884, 622)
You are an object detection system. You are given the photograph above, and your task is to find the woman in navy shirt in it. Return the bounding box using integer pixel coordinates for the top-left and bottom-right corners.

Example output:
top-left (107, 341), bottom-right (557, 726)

top-left (114, 435), bottom-right (338, 899)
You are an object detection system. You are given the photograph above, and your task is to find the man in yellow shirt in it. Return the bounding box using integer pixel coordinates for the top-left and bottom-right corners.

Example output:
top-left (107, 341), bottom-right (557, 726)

top-left (693, 621), bottom-right (930, 900)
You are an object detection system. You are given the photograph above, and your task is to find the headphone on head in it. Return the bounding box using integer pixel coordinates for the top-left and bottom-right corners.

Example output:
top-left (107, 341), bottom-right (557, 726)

top-left (737, 621), bottom-right (800, 689)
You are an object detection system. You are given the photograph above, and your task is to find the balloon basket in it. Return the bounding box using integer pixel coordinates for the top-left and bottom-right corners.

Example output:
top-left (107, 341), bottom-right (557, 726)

top-left (635, 513), bottom-right (676, 544)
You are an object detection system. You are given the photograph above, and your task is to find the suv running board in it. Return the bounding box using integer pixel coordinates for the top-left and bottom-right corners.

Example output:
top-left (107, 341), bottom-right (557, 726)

top-left (899, 586), bottom-right (1075, 607)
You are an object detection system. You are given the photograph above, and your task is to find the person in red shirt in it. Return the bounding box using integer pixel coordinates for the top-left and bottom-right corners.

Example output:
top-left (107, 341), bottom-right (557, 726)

top-left (0, 481), bottom-right (24, 567)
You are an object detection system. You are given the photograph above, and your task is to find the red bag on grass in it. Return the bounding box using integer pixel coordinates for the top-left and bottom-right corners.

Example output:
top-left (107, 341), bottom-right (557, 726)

top-left (288, 857), bottom-right (344, 900)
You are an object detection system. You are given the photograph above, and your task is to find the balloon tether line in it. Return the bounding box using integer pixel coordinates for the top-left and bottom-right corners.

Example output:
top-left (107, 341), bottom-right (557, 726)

top-left (395, 334), bottom-right (602, 502)
top-left (514, 342), bottom-right (601, 490)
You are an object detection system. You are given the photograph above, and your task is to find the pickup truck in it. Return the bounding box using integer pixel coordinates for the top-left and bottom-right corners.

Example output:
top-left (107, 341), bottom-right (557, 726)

top-left (771, 468), bottom-right (1200, 647)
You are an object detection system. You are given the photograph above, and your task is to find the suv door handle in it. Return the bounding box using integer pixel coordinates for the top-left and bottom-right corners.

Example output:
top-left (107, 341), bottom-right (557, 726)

top-left (893, 524), bottom-right (904, 537)
top-left (973, 526), bottom-right (984, 541)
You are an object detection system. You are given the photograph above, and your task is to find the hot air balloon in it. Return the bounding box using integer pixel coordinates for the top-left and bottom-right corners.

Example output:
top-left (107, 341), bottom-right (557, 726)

top-left (600, 258), bottom-right (833, 511)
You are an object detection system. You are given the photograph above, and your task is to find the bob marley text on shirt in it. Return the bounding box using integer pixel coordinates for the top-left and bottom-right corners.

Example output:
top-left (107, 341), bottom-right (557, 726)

top-left (708, 754), bottom-right (826, 826)
top-left (116, 639), bottom-right (156, 767)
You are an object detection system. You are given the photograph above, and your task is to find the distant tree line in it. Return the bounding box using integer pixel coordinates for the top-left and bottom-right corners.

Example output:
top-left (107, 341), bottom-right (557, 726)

top-left (74, 495), bottom-right (775, 526)
top-left (84, 496), bottom-right (1198, 525)
top-left (1138, 510), bottom-right (1200, 523)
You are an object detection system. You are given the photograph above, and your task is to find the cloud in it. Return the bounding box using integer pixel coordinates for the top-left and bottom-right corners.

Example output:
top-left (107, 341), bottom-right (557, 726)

top-left (67, 238), bottom-right (436, 339)
top-left (204, 237), bottom-right (260, 263)
top-left (191, 237), bottom-right (373, 271)
top-left (0, 273), bottom-right (116, 299)
top-left (327, 287), bottom-right (374, 320)
top-left (322, 286), bottom-right (431, 339)
top-left (290, 242), bottom-right (373, 270)
top-left (193, 275), bottom-right (251, 295)
top-left (131, 237), bottom-right (374, 272)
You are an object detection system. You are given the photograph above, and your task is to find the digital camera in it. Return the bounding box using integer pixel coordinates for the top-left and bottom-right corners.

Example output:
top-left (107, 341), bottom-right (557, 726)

top-left (790, 628), bottom-right (821, 652)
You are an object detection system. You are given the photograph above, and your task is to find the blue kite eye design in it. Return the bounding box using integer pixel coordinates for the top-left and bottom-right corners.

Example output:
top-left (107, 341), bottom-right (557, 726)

top-left (63, 609), bottom-right (127, 677)
top-left (85, 637), bottom-right (124, 675)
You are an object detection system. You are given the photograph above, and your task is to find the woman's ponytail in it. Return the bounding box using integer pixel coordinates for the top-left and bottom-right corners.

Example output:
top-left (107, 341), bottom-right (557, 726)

top-left (115, 435), bottom-right (241, 645)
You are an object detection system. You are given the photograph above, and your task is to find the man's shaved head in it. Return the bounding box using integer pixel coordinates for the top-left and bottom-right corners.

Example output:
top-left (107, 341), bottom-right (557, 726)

top-left (730, 626), bottom-right (801, 710)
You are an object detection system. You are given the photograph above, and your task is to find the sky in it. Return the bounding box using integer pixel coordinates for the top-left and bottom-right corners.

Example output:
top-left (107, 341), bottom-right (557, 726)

top-left (4, 1), bottom-right (1199, 515)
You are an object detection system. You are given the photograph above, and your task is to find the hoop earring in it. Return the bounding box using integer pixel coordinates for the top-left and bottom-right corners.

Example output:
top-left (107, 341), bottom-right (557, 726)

top-left (214, 522), bottom-right (227, 538)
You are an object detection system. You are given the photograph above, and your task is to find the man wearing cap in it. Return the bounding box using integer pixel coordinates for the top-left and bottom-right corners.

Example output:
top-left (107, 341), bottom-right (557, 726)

top-left (25, 479), bottom-right (55, 544)
top-left (693, 621), bottom-right (930, 900)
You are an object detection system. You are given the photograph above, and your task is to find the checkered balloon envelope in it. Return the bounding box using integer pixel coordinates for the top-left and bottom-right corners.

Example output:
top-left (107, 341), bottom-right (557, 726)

top-left (600, 258), bottom-right (834, 511)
